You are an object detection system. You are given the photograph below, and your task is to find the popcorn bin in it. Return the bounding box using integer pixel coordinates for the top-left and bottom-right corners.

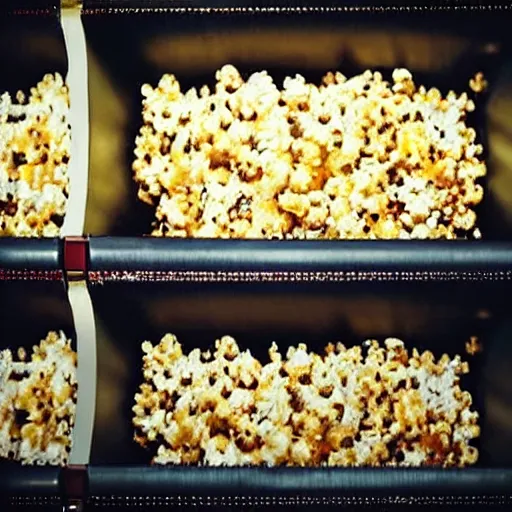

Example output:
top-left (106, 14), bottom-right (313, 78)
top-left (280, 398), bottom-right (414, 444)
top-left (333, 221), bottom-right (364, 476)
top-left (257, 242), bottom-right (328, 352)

top-left (3, 0), bottom-right (512, 509)
top-left (82, 238), bottom-right (512, 506)
top-left (0, 0), bottom-right (88, 239)
top-left (83, 1), bottom-right (512, 242)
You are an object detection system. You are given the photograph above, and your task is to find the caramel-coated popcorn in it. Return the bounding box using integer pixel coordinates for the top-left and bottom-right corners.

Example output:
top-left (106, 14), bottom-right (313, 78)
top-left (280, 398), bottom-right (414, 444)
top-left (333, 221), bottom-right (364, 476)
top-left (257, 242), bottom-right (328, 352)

top-left (0, 74), bottom-right (71, 237)
top-left (0, 331), bottom-right (77, 465)
top-left (465, 336), bottom-right (482, 356)
top-left (133, 335), bottom-right (479, 467)
top-left (134, 65), bottom-right (486, 239)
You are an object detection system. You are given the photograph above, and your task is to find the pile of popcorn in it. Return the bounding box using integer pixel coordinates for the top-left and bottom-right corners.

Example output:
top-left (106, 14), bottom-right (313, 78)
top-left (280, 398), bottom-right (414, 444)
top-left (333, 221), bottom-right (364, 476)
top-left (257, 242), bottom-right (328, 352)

top-left (0, 331), bottom-right (77, 465)
top-left (0, 73), bottom-right (71, 237)
top-left (133, 65), bottom-right (486, 239)
top-left (133, 334), bottom-right (480, 467)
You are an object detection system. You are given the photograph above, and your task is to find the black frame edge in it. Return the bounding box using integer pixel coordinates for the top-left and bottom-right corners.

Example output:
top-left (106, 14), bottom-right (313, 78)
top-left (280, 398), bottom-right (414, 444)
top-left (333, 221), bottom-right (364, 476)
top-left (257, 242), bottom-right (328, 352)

top-left (82, 0), bottom-right (512, 9)
top-left (0, 1), bottom-right (58, 14)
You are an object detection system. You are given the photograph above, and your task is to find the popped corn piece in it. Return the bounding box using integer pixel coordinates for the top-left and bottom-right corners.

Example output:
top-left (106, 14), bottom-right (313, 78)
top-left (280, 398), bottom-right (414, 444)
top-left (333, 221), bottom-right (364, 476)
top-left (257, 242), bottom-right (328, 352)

top-left (0, 74), bottom-right (71, 237)
top-left (469, 72), bottom-right (488, 94)
top-left (465, 336), bottom-right (482, 356)
top-left (133, 334), bottom-right (479, 468)
top-left (0, 331), bottom-right (77, 465)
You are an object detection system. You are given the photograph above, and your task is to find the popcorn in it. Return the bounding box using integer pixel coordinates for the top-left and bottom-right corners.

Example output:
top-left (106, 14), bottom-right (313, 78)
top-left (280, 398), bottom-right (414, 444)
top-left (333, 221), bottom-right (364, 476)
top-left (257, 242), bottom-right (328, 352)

top-left (465, 336), bottom-right (482, 356)
top-left (0, 331), bottom-right (77, 465)
top-left (469, 72), bottom-right (488, 94)
top-left (133, 334), bottom-right (479, 467)
top-left (0, 74), bottom-right (71, 237)
top-left (134, 66), bottom-right (486, 239)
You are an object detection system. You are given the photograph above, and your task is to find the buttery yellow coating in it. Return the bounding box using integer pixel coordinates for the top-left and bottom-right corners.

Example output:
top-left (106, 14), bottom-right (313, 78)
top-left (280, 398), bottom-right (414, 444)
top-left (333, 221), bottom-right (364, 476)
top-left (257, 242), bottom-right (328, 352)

top-left (0, 74), bottom-right (71, 237)
top-left (134, 66), bottom-right (486, 239)
top-left (133, 334), bottom-right (479, 467)
top-left (0, 331), bottom-right (77, 465)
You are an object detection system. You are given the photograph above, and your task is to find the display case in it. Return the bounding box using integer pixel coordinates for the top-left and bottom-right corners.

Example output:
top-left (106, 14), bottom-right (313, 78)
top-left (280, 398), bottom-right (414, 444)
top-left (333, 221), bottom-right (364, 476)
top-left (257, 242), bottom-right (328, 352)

top-left (2, 0), bottom-right (512, 510)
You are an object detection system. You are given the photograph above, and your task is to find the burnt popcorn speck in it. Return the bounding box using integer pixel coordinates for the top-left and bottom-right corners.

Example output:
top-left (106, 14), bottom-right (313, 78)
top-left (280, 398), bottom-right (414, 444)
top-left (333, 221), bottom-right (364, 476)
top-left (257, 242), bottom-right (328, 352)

top-left (133, 335), bottom-right (479, 467)
top-left (0, 74), bottom-right (71, 237)
top-left (133, 65), bottom-right (486, 240)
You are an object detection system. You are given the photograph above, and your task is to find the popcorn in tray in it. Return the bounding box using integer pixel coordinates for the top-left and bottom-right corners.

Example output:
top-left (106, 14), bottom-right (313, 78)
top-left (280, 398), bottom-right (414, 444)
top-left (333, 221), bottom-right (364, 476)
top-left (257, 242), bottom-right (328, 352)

top-left (0, 73), bottom-right (71, 237)
top-left (0, 331), bottom-right (77, 465)
top-left (134, 65), bottom-right (486, 239)
top-left (133, 335), bottom-right (480, 467)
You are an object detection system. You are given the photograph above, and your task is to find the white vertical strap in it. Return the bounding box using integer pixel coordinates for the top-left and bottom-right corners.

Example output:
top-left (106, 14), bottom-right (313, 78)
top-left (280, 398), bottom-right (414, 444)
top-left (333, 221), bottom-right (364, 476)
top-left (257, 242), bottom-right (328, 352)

top-left (60, 1), bottom-right (89, 237)
top-left (67, 279), bottom-right (97, 465)
top-left (60, 0), bottom-right (95, 466)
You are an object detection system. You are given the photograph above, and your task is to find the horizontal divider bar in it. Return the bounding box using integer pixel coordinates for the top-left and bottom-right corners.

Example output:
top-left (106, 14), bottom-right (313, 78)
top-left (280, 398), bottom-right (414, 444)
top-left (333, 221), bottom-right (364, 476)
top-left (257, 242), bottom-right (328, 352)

top-left (88, 466), bottom-right (512, 497)
top-left (89, 238), bottom-right (512, 273)
top-left (3, 238), bottom-right (512, 275)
